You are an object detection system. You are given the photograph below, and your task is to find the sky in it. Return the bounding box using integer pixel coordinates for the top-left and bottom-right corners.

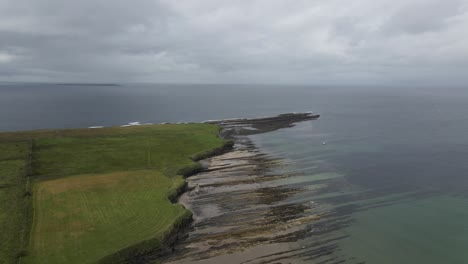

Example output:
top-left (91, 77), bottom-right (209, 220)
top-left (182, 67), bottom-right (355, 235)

top-left (0, 0), bottom-right (467, 85)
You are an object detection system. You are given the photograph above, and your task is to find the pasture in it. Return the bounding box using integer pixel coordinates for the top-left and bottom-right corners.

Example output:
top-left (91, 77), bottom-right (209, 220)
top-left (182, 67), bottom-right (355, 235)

top-left (24, 170), bottom-right (188, 264)
top-left (0, 141), bottom-right (30, 264)
top-left (0, 123), bottom-right (226, 264)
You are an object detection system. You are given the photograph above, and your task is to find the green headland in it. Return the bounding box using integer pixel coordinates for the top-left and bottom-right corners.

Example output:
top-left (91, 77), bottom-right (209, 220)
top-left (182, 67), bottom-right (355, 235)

top-left (0, 123), bottom-right (230, 264)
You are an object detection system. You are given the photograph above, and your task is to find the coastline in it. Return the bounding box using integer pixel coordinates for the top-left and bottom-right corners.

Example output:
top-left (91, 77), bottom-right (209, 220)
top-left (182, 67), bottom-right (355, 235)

top-left (99, 139), bottom-right (236, 264)
top-left (158, 113), bottom-right (320, 263)
top-left (98, 112), bottom-right (320, 263)
top-left (0, 112), bottom-right (318, 264)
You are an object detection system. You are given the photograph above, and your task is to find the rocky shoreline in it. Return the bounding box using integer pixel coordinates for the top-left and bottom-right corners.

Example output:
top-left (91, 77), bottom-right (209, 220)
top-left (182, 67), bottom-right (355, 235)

top-left (158, 112), bottom-right (322, 264)
top-left (204, 112), bottom-right (319, 138)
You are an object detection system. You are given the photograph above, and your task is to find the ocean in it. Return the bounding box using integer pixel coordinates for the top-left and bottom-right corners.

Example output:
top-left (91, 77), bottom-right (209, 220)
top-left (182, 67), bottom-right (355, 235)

top-left (2, 83), bottom-right (468, 263)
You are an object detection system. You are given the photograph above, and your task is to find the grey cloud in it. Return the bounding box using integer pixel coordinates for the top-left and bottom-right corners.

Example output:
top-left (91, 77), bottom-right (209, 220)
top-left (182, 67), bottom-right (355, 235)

top-left (0, 0), bottom-right (467, 84)
top-left (381, 0), bottom-right (464, 35)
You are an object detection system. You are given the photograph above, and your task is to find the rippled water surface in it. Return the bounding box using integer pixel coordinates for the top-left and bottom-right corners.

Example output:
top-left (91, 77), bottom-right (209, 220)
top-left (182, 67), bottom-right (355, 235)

top-left (2, 83), bottom-right (468, 263)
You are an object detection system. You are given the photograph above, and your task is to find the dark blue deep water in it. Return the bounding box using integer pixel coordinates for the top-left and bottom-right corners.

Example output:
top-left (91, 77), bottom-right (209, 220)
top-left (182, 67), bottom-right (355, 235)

top-left (2, 83), bottom-right (468, 263)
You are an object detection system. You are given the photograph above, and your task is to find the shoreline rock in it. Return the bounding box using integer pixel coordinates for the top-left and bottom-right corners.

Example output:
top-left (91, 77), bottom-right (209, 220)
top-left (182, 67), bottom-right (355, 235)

top-left (115, 112), bottom-right (320, 263)
top-left (158, 112), bottom-right (321, 264)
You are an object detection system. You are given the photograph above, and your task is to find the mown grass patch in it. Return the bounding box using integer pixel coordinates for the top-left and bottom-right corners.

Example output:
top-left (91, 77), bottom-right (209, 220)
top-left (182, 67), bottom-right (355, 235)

top-left (23, 170), bottom-right (189, 264)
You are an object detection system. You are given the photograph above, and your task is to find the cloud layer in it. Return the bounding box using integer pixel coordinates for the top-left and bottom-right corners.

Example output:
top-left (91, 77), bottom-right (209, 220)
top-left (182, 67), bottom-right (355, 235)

top-left (0, 0), bottom-right (467, 84)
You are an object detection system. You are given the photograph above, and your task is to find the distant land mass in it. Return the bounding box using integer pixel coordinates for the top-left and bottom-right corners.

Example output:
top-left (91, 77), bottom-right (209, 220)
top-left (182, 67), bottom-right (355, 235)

top-left (56, 83), bottom-right (120, 86)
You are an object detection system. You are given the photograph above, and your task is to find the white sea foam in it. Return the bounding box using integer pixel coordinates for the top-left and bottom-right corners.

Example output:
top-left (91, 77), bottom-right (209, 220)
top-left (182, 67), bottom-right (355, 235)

top-left (242, 127), bottom-right (258, 130)
top-left (121, 121), bottom-right (142, 127)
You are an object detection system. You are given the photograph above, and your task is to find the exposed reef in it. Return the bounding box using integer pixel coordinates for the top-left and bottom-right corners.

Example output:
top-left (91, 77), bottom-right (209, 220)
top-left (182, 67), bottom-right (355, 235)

top-left (204, 112), bottom-right (320, 138)
top-left (159, 113), bottom-right (334, 264)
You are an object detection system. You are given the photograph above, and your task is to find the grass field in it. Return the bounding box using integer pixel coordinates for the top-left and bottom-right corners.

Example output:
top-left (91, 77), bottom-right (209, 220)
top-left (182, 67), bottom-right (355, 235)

top-left (0, 123), bottom-right (226, 264)
top-left (25, 170), bottom-right (189, 264)
top-left (0, 142), bottom-right (30, 264)
top-left (31, 124), bottom-right (223, 177)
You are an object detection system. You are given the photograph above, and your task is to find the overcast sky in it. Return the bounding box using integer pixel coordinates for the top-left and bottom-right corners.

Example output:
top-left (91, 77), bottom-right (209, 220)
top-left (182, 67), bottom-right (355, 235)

top-left (0, 0), bottom-right (467, 85)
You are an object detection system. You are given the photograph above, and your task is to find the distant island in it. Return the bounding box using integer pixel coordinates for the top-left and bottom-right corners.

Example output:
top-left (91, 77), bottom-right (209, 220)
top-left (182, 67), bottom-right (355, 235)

top-left (56, 83), bottom-right (121, 86)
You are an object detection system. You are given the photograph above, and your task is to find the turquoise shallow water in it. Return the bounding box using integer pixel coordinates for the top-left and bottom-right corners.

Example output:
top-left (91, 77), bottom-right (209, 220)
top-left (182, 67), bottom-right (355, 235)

top-left (339, 195), bottom-right (468, 264)
top-left (2, 83), bottom-right (468, 262)
top-left (249, 96), bottom-right (468, 263)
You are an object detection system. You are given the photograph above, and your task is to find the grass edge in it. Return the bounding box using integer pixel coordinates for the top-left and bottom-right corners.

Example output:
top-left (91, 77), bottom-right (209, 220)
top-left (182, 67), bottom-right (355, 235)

top-left (96, 138), bottom-right (234, 263)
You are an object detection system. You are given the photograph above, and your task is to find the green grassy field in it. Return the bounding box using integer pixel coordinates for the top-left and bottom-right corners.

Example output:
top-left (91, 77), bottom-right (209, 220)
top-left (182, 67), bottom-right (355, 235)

top-left (0, 142), bottom-right (30, 264)
top-left (25, 170), bottom-right (189, 264)
top-left (0, 123), bottom-right (226, 264)
top-left (31, 124), bottom-right (223, 177)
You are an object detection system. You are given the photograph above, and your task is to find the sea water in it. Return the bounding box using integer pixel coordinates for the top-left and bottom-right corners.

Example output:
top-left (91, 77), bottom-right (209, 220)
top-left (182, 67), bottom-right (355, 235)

top-left (1, 83), bottom-right (468, 263)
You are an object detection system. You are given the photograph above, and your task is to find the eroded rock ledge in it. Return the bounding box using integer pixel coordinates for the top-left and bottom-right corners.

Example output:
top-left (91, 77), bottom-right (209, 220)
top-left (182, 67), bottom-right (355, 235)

top-left (205, 112), bottom-right (319, 138)
top-left (160, 113), bottom-right (324, 264)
